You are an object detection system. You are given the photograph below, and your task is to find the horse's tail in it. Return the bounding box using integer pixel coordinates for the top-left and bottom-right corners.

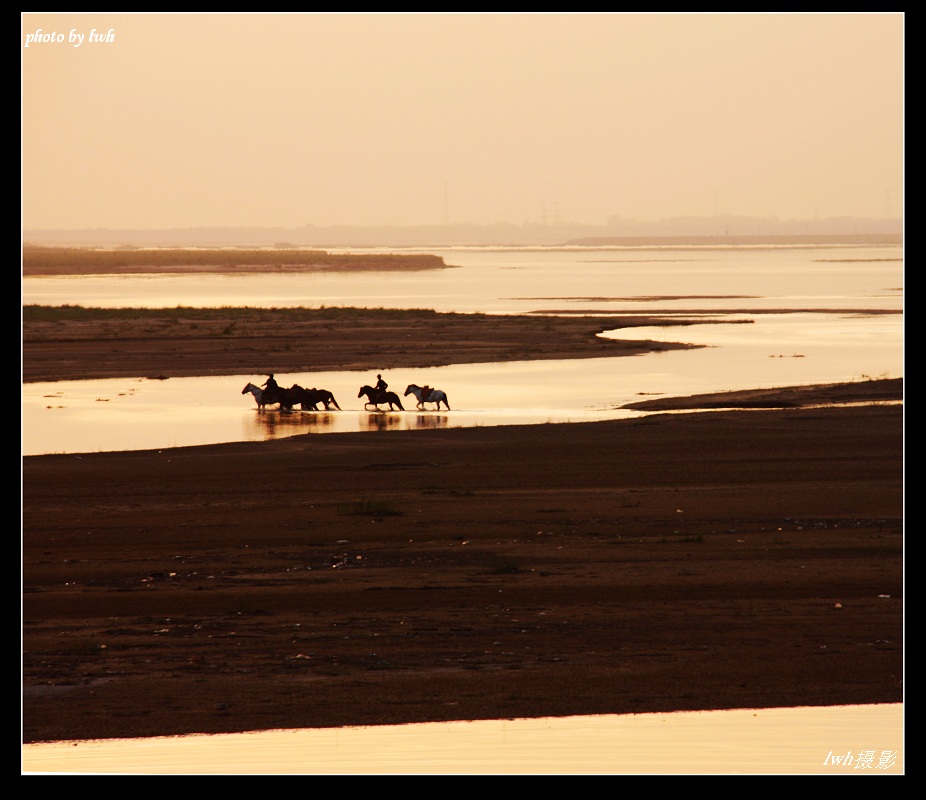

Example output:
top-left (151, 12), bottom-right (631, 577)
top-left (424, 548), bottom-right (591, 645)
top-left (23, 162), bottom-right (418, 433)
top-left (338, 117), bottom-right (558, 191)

top-left (330, 394), bottom-right (341, 410)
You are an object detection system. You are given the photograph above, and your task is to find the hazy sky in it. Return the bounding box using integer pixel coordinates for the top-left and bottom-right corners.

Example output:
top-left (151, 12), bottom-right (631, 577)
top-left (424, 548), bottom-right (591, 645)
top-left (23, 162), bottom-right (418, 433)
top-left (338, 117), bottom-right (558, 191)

top-left (21, 12), bottom-right (904, 230)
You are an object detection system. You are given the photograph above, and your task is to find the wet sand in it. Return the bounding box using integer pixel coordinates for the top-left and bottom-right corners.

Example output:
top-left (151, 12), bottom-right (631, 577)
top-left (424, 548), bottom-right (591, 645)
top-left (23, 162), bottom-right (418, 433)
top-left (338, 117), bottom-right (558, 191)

top-left (22, 400), bottom-right (903, 743)
top-left (22, 273), bottom-right (903, 744)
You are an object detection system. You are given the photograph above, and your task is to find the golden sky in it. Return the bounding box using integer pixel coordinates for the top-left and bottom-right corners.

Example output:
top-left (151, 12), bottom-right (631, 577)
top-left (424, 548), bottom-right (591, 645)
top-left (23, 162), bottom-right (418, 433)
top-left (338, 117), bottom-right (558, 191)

top-left (21, 12), bottom-right (904, 229)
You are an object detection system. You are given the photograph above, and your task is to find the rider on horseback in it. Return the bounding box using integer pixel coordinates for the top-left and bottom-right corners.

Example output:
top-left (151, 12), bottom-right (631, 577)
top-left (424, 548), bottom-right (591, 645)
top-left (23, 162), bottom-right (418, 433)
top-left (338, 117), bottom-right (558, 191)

top-left (420, 385), bottom-right (433, 403)
top-left (374, 373), bottom-right (388, 403)
top-left (262, 373), bottom-right (279, 404)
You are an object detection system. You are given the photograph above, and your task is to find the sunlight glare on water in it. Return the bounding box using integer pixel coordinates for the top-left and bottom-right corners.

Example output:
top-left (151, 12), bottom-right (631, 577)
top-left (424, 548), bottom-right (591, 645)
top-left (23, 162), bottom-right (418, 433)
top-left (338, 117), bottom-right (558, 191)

top-left (22, 704), bottom-right (903, 775)
top-left (22, 309), bottom-right (902, 456)
top-left (22, 244), bottom-right (903, 314)
top-left (21, 245), bottom-right (903, 456)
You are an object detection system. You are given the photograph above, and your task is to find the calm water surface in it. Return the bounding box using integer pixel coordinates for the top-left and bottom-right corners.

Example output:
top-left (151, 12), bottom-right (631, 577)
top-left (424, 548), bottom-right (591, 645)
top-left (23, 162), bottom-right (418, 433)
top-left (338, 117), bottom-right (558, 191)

top-left (23, 244), bottom-right (903, 315)
top-left (21, 245), bottom-right (903, 456)
top-left (22, 704), bottom-right (903, 775)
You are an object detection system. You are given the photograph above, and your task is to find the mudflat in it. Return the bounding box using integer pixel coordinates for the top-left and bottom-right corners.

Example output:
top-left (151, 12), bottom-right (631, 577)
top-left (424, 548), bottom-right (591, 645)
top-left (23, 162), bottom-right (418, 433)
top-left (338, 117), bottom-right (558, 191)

top-left (22, 270), bottom-right (903, 744)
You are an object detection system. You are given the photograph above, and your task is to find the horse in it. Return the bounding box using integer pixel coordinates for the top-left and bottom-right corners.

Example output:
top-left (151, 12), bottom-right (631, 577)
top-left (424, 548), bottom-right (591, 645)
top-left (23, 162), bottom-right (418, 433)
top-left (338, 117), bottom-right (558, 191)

top-left (242, 382), bottom-right (268, 410)
top-left (243, 381), bottom-right (299, 411)
top-left (358, 385), bottom-right (404, 411)
top-left (404, 384), bottom-right (451, 410)
top-left (300, 387), bottom-right (342, 411)
top-left (277, 384), bottom-right (324, 412)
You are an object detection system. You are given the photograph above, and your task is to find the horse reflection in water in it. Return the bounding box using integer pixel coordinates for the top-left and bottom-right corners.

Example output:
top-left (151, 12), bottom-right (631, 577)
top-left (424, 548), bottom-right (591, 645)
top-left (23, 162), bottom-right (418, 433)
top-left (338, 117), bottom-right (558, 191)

top-left (411, 414), bottom-right (449, 430)
top-left (361, 413), bottom-right (404, 432)
top-left (258, 412), bottom-right (335, 432)
top-left (405, 384), bottom-right (451, 410)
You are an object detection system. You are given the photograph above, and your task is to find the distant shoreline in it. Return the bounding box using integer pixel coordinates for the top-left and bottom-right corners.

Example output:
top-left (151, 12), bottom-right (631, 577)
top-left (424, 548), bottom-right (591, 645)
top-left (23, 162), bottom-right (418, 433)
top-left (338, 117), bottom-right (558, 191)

top-left (21, 235), bottom-right (903, 276)
top-left (561, 233), bottom-right (902, 248)
top-left (22, 227), bottom-right (903, 249)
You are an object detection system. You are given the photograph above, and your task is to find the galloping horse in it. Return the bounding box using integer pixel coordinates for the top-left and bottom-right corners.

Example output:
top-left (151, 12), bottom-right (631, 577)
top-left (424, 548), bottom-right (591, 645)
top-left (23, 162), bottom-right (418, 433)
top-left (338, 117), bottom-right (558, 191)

top-left (242, 382), bottom-right (268, 410)
top-left (359, 385), bottom-right (404, 411)
top-left (405, 384), bottom-right (451, 410)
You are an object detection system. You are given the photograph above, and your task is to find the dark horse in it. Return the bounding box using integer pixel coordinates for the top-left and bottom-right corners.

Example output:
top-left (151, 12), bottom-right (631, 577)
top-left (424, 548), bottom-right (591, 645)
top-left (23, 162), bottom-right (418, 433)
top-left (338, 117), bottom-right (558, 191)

top-left (358, 385), bottom-right (404, 411)
top-left (274, 384), bottom-right (305, 411)
top-left (273, 384), bottom-right (341, 411)
top-left (300, 387), bottom-right (342, 411)
top-left (244, 383), bottom-right (341, 412)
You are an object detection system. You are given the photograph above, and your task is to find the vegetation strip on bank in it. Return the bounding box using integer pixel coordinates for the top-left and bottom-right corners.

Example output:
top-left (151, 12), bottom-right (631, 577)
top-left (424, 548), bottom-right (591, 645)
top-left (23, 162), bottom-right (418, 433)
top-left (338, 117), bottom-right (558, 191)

top-left (22, 246), bottom-right (449, 275)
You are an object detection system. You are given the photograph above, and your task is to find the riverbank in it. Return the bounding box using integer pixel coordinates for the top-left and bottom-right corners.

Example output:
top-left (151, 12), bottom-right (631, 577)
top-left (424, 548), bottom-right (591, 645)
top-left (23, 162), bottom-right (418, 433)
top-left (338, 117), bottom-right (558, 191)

top-left (22, 403), bottom-right (903, 743)
top-left (22, 306), bottom-right (700, 383)
top-left (21, 284), bottom-right (904, 744)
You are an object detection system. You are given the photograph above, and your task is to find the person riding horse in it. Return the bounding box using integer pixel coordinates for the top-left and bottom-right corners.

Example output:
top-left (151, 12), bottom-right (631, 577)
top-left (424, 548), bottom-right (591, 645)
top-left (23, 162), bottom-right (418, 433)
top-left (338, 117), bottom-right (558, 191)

top-left (262, 373), bottom-right (279, 404)
top-left (420, 385), bottom-right (433, 402)
top-left (374, 373), bottom-right (388, 403)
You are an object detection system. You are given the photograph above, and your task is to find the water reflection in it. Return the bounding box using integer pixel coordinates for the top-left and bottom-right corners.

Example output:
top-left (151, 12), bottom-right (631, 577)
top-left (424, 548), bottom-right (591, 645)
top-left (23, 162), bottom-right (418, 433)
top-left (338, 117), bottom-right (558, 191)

top-left (22, 245), bottom-right (903, 457)
top-left (248, 411), bottom-right (338, 435)
top-left (21, 311), bottom-right (903, 457)
top-left (362, 412), bottom-right (406, 431)
top-left (409, 413), bottom-right (451, 429)
top-left (22, 704), bottom-right (903, 775)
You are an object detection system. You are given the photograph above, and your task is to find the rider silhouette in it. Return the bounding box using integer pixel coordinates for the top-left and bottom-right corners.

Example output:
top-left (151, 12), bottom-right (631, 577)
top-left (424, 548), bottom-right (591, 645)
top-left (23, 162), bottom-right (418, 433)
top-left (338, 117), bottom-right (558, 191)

top-left (262, 373), bottom-right (279, 401)
top-left (374, 373), bottom-right (388, 402)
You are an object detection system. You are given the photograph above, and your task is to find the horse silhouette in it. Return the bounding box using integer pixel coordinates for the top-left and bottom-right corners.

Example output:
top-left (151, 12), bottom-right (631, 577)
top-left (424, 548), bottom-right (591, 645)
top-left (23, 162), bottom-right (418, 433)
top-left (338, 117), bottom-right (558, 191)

top-left (242, 382), bottom-right (269, 410)
top-left (300, 387), bottom-right (342, 411)
top-left (405, 384), bottom-right (450, 410)
top-left (358, 385), bottom-right (404, 411)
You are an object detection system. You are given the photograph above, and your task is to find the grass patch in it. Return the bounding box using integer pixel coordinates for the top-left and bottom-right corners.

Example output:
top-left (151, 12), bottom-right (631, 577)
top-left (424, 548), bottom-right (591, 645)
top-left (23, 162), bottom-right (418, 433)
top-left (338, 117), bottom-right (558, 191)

top-left (22, 246), bottom-right (448, 273)
top-left (23, 305), bottom-right (470, 323)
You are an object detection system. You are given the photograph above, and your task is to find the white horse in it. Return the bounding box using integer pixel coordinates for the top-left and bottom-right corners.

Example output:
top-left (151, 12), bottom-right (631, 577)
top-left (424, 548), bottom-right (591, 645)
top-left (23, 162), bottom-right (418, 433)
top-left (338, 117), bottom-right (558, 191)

top-left (242, 382), bottom-right (269, 410)
top-left (404, 384), bottom-right (451, 410)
